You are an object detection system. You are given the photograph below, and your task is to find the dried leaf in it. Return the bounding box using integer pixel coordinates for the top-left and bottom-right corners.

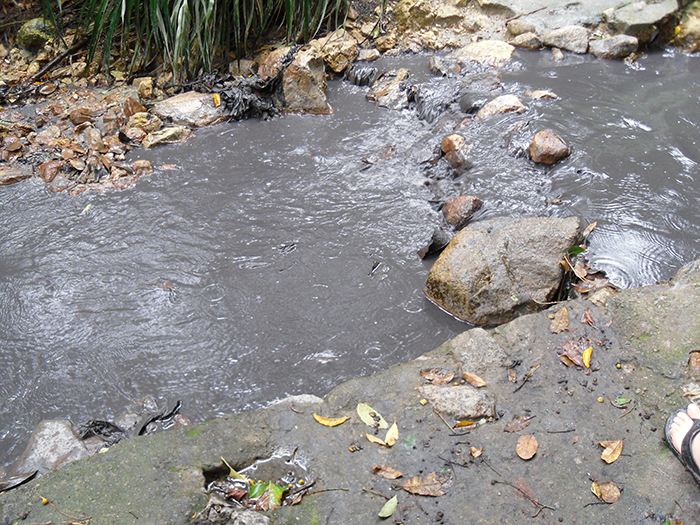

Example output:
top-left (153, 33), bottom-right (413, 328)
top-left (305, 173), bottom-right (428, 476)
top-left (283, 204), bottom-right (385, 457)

top-left (462, 371), bottom-right (486, 388)
top-left (557, 340), bottom-right (585, 368)
top-left (221, 456), bottom-right (245, 480)
top-left (420, 368), bottom-right (454, 385)
top-left (357, 403), bottom-right (388, 429)
top-left (312, 413), bottom-right (350, 427)
top-left (591, 480), bottom-right (601, 498)
top-left (573, 260), bottom-right (589, 281)
top-left (469, 446), bottom-right (482, 458)
top-left (583, 221), bottom-right (597, 237)
top-left (516, 435), bottom-right (538, 460)
top-left (385, 421), bottom-right (399, 447)
top-left (514, 478), bottom-right (538, 507)
top-left (373, 465), bottom-right (403, 480)
top-left (507, 369), bottom-right (517, 382)
top-left (366, 432), bottom-right (386, 445)
top-left (596, 481), bottom-right (621, 503)
top-left (583, 346), bottom-right (593, 368)
top-left (37, 159), bottom-right (64, 182)
top-left (550, 307), bottom-right (569, 333)
top-left (581, 308), bottom-right (596, 327)
top-left (402, 472), bottom-right (448, 497)
top-left (600, 439), bottom-right (623, 464)
top-left (378, 495), bottom-right (398, 518)
top-left (504, 415), bottom-right (535, 433)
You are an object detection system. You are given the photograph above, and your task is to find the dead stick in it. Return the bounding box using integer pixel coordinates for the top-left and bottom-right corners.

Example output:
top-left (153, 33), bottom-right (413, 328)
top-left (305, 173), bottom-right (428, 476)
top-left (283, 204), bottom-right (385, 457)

top-left (505, 6), bottom-right (547, 22)
top-left (514, 364), bottom-right (540, 393)
top-left (547, 428), bottom-right (575, 434)
top-left (361, 488), bottom-right (390, 500)
top-left (433, 409), bottom-right (457, 434)
top-left (620, 400), bottom-right (637, 419)
top-left (307, 487), bottom-right (349, 496)
top-left (42, 497), bottom-right (87, 522)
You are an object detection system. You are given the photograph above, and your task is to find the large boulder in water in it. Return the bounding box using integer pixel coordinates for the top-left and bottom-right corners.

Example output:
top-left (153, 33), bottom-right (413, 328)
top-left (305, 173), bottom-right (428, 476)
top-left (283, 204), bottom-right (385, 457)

top-left (589, 35), bottom-right (638, 59)
top-left (11, 420), bottom-right (88, 477)
top-left (153, 92), bottom-right (225, 127)
top-left (281, 46), bottom-right (331, 114)
top-left (424, 217), bottom-right (583, 326)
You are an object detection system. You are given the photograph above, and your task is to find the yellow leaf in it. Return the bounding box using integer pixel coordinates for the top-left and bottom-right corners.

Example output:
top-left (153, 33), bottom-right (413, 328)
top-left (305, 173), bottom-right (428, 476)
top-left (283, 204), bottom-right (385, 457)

top-left (221, 456), bottom-right (245, 480)
top-left (313, 413), bottom-right (350, 427)
top-left (591, 481), bottom-right (601, 498)
top-left (469, 446), bottom-right (482, 458)
top-left (385, 421), bottom-right (399, 447)
top-left (583, 221), bottom-right (597, 237)
top-left (213, 93), bottom-right (221, 107)
top-left (357, 403), bottom-right (388, 429)
top-left (599, 439), bottom-right (623, 464)
top-left (372, 464), bottom-right (403, 479)
top-left (462, 371), bottom-right (486, 387)
top-left (583, 346), bottom-right (592, 368)
top-left (550, 307), bottom-right (569, 333)
top-left (366, 432), bottom-right (386, 445)
top-left (597, 481), bottom-right (621, 503)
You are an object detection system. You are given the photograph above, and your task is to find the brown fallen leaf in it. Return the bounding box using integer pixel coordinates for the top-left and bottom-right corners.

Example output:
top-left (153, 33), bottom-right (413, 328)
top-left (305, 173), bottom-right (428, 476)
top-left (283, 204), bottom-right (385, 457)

top-left (591, 480), bottom-right (621, 503)
top-left (599, 439), bottom-right (623, 464)
top-left (312, 413), bottom-right (350, 427)
top-left (516, 434), bottom-right (538, 460)
top-left (572, 260), bottom-right (589, 281)
top-left (420, 368), bottom-right (454, 385)
top-left (373, 464), bottom-right (403, 480)
top-left (469, 446), bottom-right (482, 458)
top-left (462, 371), bottom-right (486, 388)
top-left (402, 472), bottom-right (449, 497)
top-left (366, 432), bottom-right (386, 446)
top-left (504, 415), bottom-right (535, 433)
top-left (583, 221), bottom-right (597, 237)
top-left (514, 478), bottom-right (538, 507)
top-left (581, 308), bottom-right (596, 327)
top-left (550, 306), bottom-right (569, 333)
top-left (557, 340), bottom-right (585, 368)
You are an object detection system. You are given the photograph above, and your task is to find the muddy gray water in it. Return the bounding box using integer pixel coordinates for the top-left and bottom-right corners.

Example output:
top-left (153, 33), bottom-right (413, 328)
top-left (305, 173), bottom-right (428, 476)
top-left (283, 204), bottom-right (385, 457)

top-left (1, 48), bottom-right (699, 471)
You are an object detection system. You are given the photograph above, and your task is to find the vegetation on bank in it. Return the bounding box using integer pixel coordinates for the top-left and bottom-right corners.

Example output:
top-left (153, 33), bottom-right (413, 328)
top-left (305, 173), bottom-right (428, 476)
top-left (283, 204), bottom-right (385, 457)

top-left (37, 0), bottom-right (347, 81)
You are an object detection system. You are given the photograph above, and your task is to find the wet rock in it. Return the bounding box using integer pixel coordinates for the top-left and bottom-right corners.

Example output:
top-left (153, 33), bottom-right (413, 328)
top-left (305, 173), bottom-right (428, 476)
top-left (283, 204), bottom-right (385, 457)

top-left (124, 97), bottom-right (148, 118)
top-left (446, 327), bottom-right (514, 377)
top-left (551, 47), bottom-right (565, 61)
top-left (609, 0), bottom-right (678, 42)
top-left (526, 89), bottom-right (558, 100)
top-left (511, 32), bottom-right (542, 50)
top-left (417, 227), bottom-right (452, 259)
top-left (68, 108), bottom-right (94, 126)
top-left (258, 46), bottom-right (292, 78)
top-left (374, 34), bottom-right (397, 53)
top-left (153, 91), bottom-right (225, 127)
top-left (589, 35), bottom-right (638, 59)
top-left (413, 83), bottom-right (460, 122)
top-left (475, 94), bottom-right (525, 120)
top-left (459, 71), bottom-right (502, 93)
top-left (0, 167), bottom-right (31, 185)
top-left (367, 68), bottom-right (410, 110)
top-left (281, 45), bottom-right (331, 114)
top-left (529, 129), bottom-right (570, 165)
top-left (37, 159), bottom-right (64, 182)
top-left (428, 56), bottom-right (461, 76)
top-left (442, 195), bottom-right (482, 230)
top-left (133, 77), bottom-right (153, 100)
top-left (507, 19), bottom-right (536, 37)
top-left (312, 29), bottom-right (357, 73)
top-left (418, 384), bottom-right (496, 420)
top-left (17, 18), bottom-right (54, 52)
top-left (127, 112), bottom-right (164, 133)
top-left (142, 126), bottom-right (192, 148)
top-left (125, 127), bottom-right (148, 143)
top-left (674, 2), bottom-right (700, 53)
top-left (459, 94), bottom-right (487, 114)
top-left (542, 25), bottom-right (590, 54)
top-left (424, 216), bottom-right (583, 325)
top-left (447, 40), bottom-right (515, 68)
top-left (11, 420), bottom-right (88, 477)
top-left (228, 59), bottom-right (257, 77)
top-left (357, 48), bottom-right (381, 62)
top-left (441, 134), bottom-right (465, 155)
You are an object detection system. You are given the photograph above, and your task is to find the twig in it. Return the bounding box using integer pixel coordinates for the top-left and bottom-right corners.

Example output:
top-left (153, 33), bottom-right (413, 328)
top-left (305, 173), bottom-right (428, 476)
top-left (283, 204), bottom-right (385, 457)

top-left (505, 6), bottom-right (547, 22)
top-left (675, 499), bottom-right (685, 512)
top-left (411, 492), bottom-right (429, 516)
top-left (619, 400), bottom-right (637, 419)
top-left (492, 480), bottom-right (555, 517)
top-left (433, 409), bottom-right (456, 434)
top-left (307, 487), bottom-right (349, 496)
top-left (479, 457), bottom-right (502, 477)
top-left (41, 497), bottom-right (88, 522)
top-left (583, 501), bottom-right (607, 508)
top-left (514, 364), bottom-right (540, 393)
top-left (289, 403), bottom-right (304, 414)
top-left (361, 488), bottom-right (390, 500)
top-left (546, 428), bottom-right (575, 434)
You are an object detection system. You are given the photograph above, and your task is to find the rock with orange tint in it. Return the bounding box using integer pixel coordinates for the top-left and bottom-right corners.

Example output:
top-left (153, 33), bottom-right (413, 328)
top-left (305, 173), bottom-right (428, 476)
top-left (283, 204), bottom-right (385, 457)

top-left (529, 129), bottom-right (570, 165)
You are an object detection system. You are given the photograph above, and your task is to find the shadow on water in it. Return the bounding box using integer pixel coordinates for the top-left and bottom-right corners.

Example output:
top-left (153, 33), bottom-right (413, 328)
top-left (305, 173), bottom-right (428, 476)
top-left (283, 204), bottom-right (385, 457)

top-left (0, 47), bottom-right (699, 470)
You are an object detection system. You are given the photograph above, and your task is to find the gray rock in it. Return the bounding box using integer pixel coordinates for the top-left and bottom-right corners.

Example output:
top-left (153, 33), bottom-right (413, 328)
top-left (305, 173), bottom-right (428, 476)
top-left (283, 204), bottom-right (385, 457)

top-left (12, 420), bottom-right (88, 477)
top-left (542, 25), bottom-right (590, 53)
top-left (142, 126), bottom-right (193, 148)
top-left (357, 48), bottom-right (381, 61)
top-left (609, 0), bottom-right (678, 42)
top-left (228, 59), bottom-right (257, 77)
top-left (511, 32), bottom-right (542, 49)
top-left (418, 384), bottom-right (496, 419)
top-left (507, 19), bottom-right (536, 36)
top-left (17, 18), bottom-right (54, 52)
top-left (475, 94), bottom-right (525, 119)
top-left (281, 46), bottom-right (331, 114)
top-left (589, 34), bottom-right (638, 59)
top-left (367, 69), bottom-right (410, 110)
top-left (153, 92), bottom-right (225, 127)
top-left (424, 216), bottom-right (583, 325)
top-left (446, 327), bottom-right (514, 376)
top-left (429, 56), bottom-right (461, 76)
top-left (447, 40), bottom-right (516, 68)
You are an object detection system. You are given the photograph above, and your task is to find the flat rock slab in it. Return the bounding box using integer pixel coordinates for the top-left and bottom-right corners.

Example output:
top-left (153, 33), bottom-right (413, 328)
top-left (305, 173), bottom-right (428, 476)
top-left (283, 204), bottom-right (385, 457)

top-left (3, 259), bottom-right (700, 524)
top-left (153, 92), bottom-right (226, 127)
top-left (424, 216), bottom-right (582, 326)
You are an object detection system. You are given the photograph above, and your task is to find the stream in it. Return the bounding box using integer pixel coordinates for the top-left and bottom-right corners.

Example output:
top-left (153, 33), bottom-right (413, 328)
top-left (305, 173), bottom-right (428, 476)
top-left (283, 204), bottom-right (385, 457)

top-left (1, 47), bottom-right (699, 472)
